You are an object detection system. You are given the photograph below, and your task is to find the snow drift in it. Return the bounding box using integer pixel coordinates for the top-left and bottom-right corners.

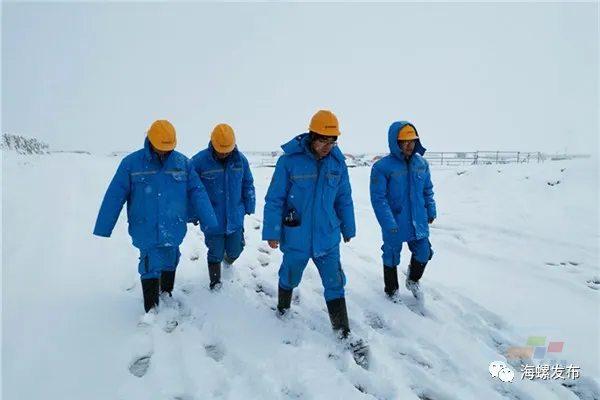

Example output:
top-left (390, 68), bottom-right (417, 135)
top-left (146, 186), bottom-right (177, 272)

top-left (2, 149), bottom-right (598, 400)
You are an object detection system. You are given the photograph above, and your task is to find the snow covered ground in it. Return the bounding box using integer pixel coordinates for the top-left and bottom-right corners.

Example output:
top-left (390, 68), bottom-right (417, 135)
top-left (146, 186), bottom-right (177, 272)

top-left (2, 150), bottom-right (599, 400)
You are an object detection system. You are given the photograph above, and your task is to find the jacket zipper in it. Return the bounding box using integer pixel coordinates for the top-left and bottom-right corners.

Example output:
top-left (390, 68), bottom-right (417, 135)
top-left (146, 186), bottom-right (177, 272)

top-left (312, 158), bottom-right (321, 255)
top-left (224, 159), bottom-right (228, 233)
top-left (406, 157), bottom-right (415, 238)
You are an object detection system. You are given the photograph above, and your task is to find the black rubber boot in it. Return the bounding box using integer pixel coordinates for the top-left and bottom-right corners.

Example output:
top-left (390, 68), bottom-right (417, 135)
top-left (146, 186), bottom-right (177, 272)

top-left (408, 256), bottom-right (427, 282)
top-left (141, 278), bottom-right (160, 313)
top-left (277, 286), bottom-right (293, 315)
top-left (160, 270), bottom-right (175, 296)
top-left (208, 262), bottom-right (221, 290)
top-left (383, 265), bottom-right (399, 297)
top-left (326, 297), bottom-right (351, 339)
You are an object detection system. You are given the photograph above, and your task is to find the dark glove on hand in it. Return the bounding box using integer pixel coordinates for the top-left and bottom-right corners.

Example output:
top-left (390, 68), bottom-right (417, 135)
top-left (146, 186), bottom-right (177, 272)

top-left (428, 218), bottom-right (435, 224)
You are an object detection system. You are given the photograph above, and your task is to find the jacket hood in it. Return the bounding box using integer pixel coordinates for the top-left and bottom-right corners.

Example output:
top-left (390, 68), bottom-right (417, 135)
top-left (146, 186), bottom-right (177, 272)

top-left (387, 121), bottom-right (426, 160)
top-left (281, 133), bottom-right (345, 162)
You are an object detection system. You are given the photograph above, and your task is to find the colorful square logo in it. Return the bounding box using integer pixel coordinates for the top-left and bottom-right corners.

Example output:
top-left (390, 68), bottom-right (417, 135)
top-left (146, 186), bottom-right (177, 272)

top-left (507, 336), bottom-right (565, 360)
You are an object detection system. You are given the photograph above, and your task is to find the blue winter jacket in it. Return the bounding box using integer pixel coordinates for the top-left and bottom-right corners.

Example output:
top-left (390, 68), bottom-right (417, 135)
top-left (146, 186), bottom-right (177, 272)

top-left (93, 138), bottom-right (218, 250)
top-left (189, 143), bottom-right (256, 235)
top-left (369, 121), bottom-right (437, 245)
top-left (262, 133), bottom-right (356, 257)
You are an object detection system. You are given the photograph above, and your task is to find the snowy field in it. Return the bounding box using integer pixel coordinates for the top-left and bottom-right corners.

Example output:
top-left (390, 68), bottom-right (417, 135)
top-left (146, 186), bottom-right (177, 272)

top-left (2, 150), bottom-right (599, 400)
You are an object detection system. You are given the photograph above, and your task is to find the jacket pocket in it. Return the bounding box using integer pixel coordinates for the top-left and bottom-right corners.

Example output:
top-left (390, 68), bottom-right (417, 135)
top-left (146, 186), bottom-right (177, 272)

top-left (168, 171), bottom-right (188, 193)
top-left (326, 171), bottom-right (341, 187)
top-left (167, 173), bottom-right (189, 219)
top-left (168, 171), bottom-right (188, 183)
top-left (282, 223), bottom-right (305, 250)
top-left (200, 172), bottom-right (220, 199)
top-left (131, 173), bottom-right (150, 196)
top-left (129, 174), bottom-right (151, 218)
top-left (287, 175), bottom-right (314, 212)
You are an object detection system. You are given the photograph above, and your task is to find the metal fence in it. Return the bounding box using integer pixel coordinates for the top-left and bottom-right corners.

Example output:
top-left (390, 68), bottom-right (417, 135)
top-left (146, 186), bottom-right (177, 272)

top-left (252, 150), bottom-right (590, 168)
top-left (423, 151), bottom-right (546, 166)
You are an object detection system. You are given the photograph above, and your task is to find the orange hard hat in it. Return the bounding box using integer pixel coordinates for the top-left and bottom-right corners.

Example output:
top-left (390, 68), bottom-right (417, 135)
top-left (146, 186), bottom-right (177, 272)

top-left (309, 110), bottom-right (340, 137)
top-left (211, 123), bottom-right (236, 153)
top-left (147, 120), bottom-right (176, 151)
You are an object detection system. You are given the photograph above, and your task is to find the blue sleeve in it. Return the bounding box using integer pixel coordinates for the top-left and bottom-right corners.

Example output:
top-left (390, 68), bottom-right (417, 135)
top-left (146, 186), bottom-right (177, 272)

top-left (187, 161), bottom-right (218, 229)
top-left (242, 155), bottom-right (256, 215)
top-left (187, 155), bottom-right (200, 223)
top-left (369, 163), bottom-right (398, 233)
top-left (334, 165), bottom-right (356, 239)
top-left (262, 156), bottom-right (290, 241)
top-left (423, 160), bottom-right (437, 219)
top-left (93, 158), bottom-right (131, 237)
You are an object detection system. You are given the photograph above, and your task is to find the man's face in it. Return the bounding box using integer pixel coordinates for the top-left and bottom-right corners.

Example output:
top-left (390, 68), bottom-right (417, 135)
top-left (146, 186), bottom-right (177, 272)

top-left (215, 150), bottom-right (231, 160)
top-left (312, 135), bottom-right (337, 159)
top-left (150, 143), bottom-right (170, 157)
top-left (398, 139), bottom-right (416, 157)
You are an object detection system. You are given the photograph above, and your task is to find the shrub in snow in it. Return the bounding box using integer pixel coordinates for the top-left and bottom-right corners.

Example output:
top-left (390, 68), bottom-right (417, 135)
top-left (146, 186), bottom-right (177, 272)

top-left (1, 133), bottom-right (49, 155)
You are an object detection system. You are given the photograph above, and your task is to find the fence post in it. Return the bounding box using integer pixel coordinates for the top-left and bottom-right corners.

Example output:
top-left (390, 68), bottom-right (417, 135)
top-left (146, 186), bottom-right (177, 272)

top-left (441, 152), bottom-right (444, 165)
top-left (517, 152), bottom-right (520, 163)
top-left (496, 151), bottom-right (499, 164)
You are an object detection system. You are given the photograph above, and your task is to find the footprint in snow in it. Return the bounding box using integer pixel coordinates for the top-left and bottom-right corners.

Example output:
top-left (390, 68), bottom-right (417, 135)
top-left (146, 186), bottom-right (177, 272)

top-left (258, 245), bottom-right (271, 255)
top-left (161, 316), bottom-right (179, 333)
top-left (586, 278), bottom-right (600, 290)
top-left (495, 382), bottom-right (538, 400)
top-left (408, 373), bottom-right (465, 400)
top-left (258, 254), bottom-right (270, 267)
top-left (353, 383), bottom-right (384, 399)
top-left (545, 261), bottom-right (581, 267)
top-left (180, 286), bottom-right (193, 295)
top-left (128, 354), bottom-right (152, 377)
top-left (204, 343), bottom-right (225, 362)
top-left (171, 396), bottom-right (195, 400)
top-left (252, 217), bottom-right (263, 230)
top-left (404, 299), bottom-right (428, 318)
top-left (281, 386), bottom-right (304, 399)
top-left (355, 252), bottom-right (378, 265)
top-left (255, 282), bottom-right (276, 298)
top-left (283, 337), bottom-right (302, 347)
top-left (560, 376), bottom-right (600, 400)
top-left (397, 350), bottom-right (434, 370)
top-left (364, 310), bottom-right (387, 330)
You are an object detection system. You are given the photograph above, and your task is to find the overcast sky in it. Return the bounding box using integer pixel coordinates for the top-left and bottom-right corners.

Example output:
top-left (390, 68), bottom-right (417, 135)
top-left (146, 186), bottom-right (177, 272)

top-left (3, 2), bottom-right (598, 156)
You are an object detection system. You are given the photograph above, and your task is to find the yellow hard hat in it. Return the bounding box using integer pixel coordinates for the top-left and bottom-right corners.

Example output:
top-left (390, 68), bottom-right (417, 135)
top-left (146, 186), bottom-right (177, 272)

top-left (397, 124), bottom-right (418, 141)
top-left (147, 120), bottom-right (176, 151)
top-left (211, 123), bottom-right (236, 153)
top-left (309, 110), bottom-right (340, 137)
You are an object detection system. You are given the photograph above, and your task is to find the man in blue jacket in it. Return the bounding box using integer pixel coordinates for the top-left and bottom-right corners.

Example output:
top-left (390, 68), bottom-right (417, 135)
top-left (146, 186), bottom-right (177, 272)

top-left (93, 120), bottom-right (218, 313)
top-left (190, 123), bottom-right (256, 290)
top-left (262, 110), bottom-right (359, 340)
top-left (369, 121), bottom-right (436, 301)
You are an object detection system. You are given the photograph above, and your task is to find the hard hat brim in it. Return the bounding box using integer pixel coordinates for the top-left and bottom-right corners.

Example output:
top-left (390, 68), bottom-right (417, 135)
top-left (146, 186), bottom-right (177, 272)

top-left (149, 137), bottom-right (177, 151)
